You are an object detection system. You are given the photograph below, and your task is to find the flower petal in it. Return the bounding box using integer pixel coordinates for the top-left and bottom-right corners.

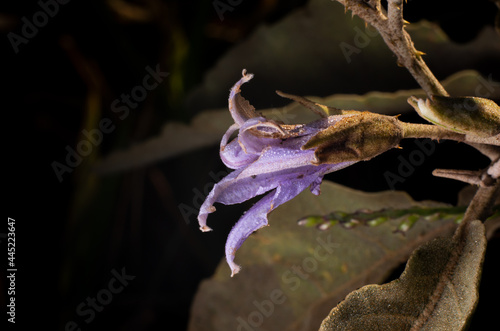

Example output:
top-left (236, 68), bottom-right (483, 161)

top-left (228, 69), bottom-right (258, 126)
top-left (220, 117), bottom-right (284, 169)
top-left (221, 139), bottom-right (259, 170)
top-left (236, 137), bottom-right (322, 178)
top-left (237, 117), bottom-right (284, 154)
top-left (225, 165), bottom-right (339, 276)
top-left (220, 124), bottom-right (257, 170)
top-left (197, 168), bottom-right (243, 231)
top-left (199, 129), bottom-right (355, 232)
top-left (224, 192), bottom-right (274, 276)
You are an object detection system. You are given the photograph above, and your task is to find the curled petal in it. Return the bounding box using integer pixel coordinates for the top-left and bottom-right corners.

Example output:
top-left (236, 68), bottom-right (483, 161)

top-left (228, 69), bottom-right (258, 126)
top-left (238, 117), bottom-right (285, 154)
top-left (220, 124), bottom-right (256, 170)
top-left (197, 165), bottom-right (291, 232)
top-left (198, 169), bottom-right (242, 231)
top-left (225, 165), bottom-right (344, 276)
top-left (220, 140), bottom-right (259, 170)
top-left (225, 192), bottom-right (274, 276)
top-left (220, 117), bottom-right (284, 169)
top-left (221, 123), bottom-right (240, 149)
top-left (197, 165), bottom-right (288, 232)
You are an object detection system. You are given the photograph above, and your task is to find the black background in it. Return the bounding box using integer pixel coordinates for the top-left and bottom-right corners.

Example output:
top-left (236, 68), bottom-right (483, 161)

top-left (2, 0), bottom-right (499, 330)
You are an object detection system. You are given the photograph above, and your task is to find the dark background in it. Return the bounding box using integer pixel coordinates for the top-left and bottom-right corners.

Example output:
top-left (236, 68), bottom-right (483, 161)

top-left (2, 0), bottom-right (499, 330)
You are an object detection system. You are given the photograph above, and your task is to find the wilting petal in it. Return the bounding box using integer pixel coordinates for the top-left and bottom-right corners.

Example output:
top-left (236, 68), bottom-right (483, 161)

top-left (198, 168), bottom-right (243, 231)
top-left (198, 165), bottom-right (298, 232)
top-left (237, 117), bottom-right (284, 154)
top-left (198, 165), bottom-right (299, 232)
top-left (220, 139), bottom-right (258, 170)
top-left (225, 163), bottom-right (345, 276)
top-left (220, 123), bottom-right (239, 150)
top-left (219, 124), bottom-right (255, 170)
top-left (220, 117), bottom-right (284, 169)
top-left (228, 69), bottom-right (258, 126)
top-left (224, 192), bottom-right (274, 276)
top-left (199, 131), bottom-right (355, 232)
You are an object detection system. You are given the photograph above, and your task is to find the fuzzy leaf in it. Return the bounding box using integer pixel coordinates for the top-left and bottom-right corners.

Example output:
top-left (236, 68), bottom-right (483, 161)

top-left (319, 220), bottom-right (487, 331)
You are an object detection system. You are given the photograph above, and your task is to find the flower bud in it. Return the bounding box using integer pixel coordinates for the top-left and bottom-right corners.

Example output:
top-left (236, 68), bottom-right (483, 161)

top-left (408, 95), bottom-right (500, 138)
top-left (302, 112), bottom-right (404, 164)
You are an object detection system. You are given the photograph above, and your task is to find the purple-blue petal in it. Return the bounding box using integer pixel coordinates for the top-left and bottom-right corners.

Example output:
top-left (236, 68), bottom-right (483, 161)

top-left (199, 140), bottom-right (316, 231)
top-left (225, 163), bottom-right (342, 276)
top-left (228, 70), bottom-right (255, 126)
top-left (198, 168), bottom-right (243, 231)
top-left (220, 138), bottom-right (259, 170)
top-left (199, 130), bottom-right (356, 233)
top-left (224, 192), bottom-right (274, 276)
top-left (237, 117), bottom-right (283, 154)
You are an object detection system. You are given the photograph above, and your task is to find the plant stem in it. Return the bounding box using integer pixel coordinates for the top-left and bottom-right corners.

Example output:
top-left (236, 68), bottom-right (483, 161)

top-left (400, 122), bottom-right (465, 141)
top-left (336, 0), bottom-right (448, 97)
top-left (463, 181), bottom-right (500, 223)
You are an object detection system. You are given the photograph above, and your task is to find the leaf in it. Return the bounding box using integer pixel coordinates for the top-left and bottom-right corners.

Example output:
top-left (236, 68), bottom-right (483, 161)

top-left (188, 181), bottom-right (458, 331)
top-left (94, 70), bottom-right (496, 175)
top-left (93, 110), bottom-right (227, 175)
top-left (319, 220), bottom-right (487, 331)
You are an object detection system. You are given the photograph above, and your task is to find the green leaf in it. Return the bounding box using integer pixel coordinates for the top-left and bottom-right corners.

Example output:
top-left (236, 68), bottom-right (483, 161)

top-left (188, 182), bottom-right (458, 331)
top-left (319, 220), bottom-right (487, 331)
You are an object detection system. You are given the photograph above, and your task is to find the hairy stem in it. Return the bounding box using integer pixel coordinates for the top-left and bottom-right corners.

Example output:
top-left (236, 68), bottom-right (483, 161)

top-left (336, 0), bottom-right (448, 97)
top-left (400, 122), bottom-right (465, 141)
top-left (400, 122), bottom-right (500, 146)
top-left (463, 181), bottom-right (500, 223)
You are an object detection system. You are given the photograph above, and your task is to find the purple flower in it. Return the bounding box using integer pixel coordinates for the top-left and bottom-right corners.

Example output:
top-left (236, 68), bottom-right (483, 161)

top-left (198, 70), bottom-right (355, 276)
